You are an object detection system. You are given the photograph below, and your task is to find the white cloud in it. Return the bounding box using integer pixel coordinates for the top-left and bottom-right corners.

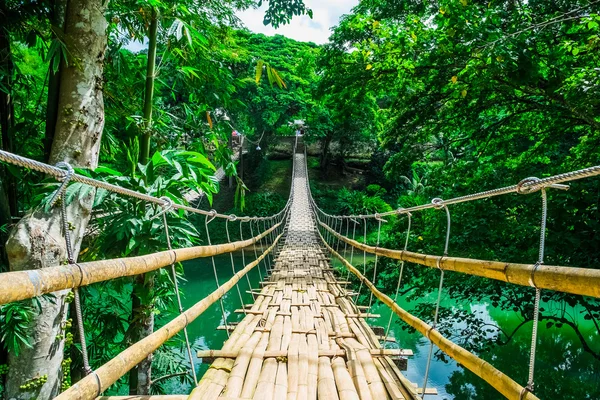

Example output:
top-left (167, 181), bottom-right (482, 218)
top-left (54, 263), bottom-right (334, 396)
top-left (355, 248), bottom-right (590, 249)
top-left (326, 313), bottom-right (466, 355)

top-left (237, 0), bottom-right (358, 44)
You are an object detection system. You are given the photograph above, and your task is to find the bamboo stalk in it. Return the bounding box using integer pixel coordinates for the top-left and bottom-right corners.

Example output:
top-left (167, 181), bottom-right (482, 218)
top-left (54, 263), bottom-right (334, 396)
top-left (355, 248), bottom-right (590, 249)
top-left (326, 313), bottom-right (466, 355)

top-left (298, 335), bottom-right (309, 399)
top-left (317, 356), bottom-right (340, 400)
top-left (223, 331), bottom-right (262, 397)
top-left (321, 221), bottom-right (600, 298)
top-left (307, 334), bottom-right (319, 400)
top-left (252, 357), bottom-right (277, 400)
top-left (274, 362), bottom-right (288, 399)
top-left (287, 332), bottom-right (300, 400)
top-left (0, 223), bottom-right (281, 305)
top-left (331, 356), bottom-right (360, 400)
top-left (56, 234), bottom-right (282, 400)
top-left (240, 329), bottom-right (270, 398)
top-left (320, 232), bottom-right (540, 400)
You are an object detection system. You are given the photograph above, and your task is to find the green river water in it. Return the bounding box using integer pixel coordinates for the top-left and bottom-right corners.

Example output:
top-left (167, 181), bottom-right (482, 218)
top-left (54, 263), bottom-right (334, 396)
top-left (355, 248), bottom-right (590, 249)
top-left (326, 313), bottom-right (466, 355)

top-left (177, 252), bottom-right (600, 399)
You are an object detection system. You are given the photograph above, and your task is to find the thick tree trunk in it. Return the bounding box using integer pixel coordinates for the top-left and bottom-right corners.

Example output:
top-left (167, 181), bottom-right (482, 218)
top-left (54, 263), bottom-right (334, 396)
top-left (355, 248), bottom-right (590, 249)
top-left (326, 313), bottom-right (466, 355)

top-left (319, 134), bottom-right (333, 170)
top-left (5, 0), bottom-right (107, 398)
top-left (0, 27), bottom-right (17, 217)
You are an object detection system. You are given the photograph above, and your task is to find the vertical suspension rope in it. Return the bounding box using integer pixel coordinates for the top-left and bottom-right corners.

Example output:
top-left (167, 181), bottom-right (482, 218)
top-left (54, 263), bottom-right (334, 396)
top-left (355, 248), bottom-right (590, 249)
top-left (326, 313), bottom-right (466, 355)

top-left (342, 218), bottom-right (350, 259)
top-left (161, 209), bottom-right (197, 384)
top-left (383, 212), bottom-right (412, 347)
top-left (421, 199), bottom-right (451, 399)
top-left (249, 221), bottom-right (264, 283)
top-left (226, 216), bottom-right (245, 315)
top-left (335, 217), bottom-right (343, 253)
top-left (356, 217), bottom-right (368, 302)
top-left (205, 212), bottom-right (230, 338)
top-left (344, 219), bottom-right (358, 291)
top-left (367, 215), bottom-right (385, 322)
top-left (239, 219), bottom-right (256, 301)
top-left (263, 219), bottom-right (272, 274)
top-left (55, 162), bottom-right (92, 376)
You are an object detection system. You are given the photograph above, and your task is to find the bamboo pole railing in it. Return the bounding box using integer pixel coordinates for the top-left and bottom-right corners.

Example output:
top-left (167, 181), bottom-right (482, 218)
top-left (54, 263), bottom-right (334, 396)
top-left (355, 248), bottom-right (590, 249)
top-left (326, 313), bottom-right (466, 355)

top-left (196, 348), bottom-right (413, 358)
top-left (0, 222), bottom-right (281, 306)
top-left (55, 232), bottom-right (283, 400)
top-left (318, 229), bottom-right (540, 400)
top-left (97, 397), bottom-right (188, 400)
top-left (320, 222), bottom-right (600, 298)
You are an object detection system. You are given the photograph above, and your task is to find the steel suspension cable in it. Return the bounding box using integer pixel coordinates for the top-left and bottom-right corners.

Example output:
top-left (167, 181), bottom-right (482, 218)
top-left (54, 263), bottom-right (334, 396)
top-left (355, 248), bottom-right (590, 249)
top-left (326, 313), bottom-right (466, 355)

top-left (0, 149), bottom-right (288, 223)
top-left (421, 199), bottom-right (451, 399)
top-left (54, 161), bottom-right (93, 377)
top-left (521, 181), bottom-right (549, 398)
top-left (308, 163), bottom-right (600, 221)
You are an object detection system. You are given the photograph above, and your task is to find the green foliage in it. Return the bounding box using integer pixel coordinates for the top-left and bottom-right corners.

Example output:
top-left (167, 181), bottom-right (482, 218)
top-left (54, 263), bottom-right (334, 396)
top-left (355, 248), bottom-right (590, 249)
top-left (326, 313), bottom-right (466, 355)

top-left (0, 300), bottom-right (37, 357)
top-left (242, 191), bottom-right (287, 217)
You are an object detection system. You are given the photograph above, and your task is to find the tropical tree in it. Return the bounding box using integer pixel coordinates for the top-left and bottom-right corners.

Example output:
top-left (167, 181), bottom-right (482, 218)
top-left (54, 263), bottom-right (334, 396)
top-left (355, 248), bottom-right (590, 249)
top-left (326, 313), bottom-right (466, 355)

top-left (4, 0), bottom-right (109, 398)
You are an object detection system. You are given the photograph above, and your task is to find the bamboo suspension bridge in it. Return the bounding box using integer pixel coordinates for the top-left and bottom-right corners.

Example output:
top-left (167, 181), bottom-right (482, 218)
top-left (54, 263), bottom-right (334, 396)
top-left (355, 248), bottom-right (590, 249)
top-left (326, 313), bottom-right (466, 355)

top-left (0, 138), bottom-right (599, 400)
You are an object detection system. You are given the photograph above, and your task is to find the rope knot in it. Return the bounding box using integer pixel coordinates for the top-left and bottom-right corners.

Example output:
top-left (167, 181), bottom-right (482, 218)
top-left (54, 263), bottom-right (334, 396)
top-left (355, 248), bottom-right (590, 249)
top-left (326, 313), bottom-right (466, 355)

top-left (516, 177), bottom-right (542, 194)
top-left (431, 197), bottom-right (445, 209)
top-left (206, 209), bottom-right (218, 224)
top-left (228, 214), bottom-right (237, 221)
top-left (150, 196), bottom-right (173, 220)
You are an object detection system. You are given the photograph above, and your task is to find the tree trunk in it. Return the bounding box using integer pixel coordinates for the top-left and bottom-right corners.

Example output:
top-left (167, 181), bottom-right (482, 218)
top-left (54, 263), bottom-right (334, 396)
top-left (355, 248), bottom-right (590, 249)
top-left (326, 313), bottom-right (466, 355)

top-left (139, 7), bottom-right (158, 165)
top-left (129, 274), bottom-right (155, 395)
top-left (319, 134), bottom-right (333, 170)
top-left (128, 8), bottom-right (158, 395)
top-left (5, 0), bottom-right (107, 398)
top-left (44, 0), bottom-right (67, 163)
top-left (0, 27), bottom-right (17, 217)
top-left (129, 9), bottom-right (159, 393)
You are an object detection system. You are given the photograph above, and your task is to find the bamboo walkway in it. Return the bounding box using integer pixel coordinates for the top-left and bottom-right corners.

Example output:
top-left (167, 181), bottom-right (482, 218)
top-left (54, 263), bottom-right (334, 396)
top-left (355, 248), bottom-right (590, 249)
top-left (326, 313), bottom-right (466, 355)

top-left (189, 153), bottom-right (422, 400)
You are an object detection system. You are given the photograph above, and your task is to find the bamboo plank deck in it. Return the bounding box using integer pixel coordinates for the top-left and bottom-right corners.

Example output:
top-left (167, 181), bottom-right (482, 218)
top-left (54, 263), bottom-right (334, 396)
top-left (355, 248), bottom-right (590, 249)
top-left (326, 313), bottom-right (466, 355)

top-left (188, 154), bottom-right (423, 400)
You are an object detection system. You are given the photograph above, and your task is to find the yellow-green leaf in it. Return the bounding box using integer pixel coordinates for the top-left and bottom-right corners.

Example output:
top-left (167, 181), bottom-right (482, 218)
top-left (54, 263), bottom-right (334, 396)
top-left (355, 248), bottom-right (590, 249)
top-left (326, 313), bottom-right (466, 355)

top-left (255, 60), bottom-right (264, 84)
top-left (206, 111), bottom-right (213, 129)
top-left (366, 64), bottom-right (373, 70)
top-left (461, 89), bottom-right (467, 98)
top-left (451, 76), bottom-right (458, 84)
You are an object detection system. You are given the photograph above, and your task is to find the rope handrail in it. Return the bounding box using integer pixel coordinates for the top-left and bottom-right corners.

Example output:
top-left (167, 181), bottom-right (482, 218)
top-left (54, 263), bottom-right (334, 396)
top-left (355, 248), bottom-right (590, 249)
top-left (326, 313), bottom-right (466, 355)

top-left (311, 164), bottom-right (600, 220)
top-left (319, 221), bottom-right (600, 298)
top-left (318, 230), bottom-right (539, 400)
top-left (0, 221), bottom-right (283, 306)
top-left (55, 231), bottom-right (284, 400)
top-left (0, 149), bottom-right (288, 222)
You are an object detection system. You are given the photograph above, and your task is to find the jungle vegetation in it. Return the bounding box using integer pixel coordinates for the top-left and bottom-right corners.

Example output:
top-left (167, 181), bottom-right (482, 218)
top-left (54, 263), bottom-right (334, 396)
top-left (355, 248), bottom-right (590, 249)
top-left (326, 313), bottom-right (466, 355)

top-left (0, 0), bottom-right (598, 399)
